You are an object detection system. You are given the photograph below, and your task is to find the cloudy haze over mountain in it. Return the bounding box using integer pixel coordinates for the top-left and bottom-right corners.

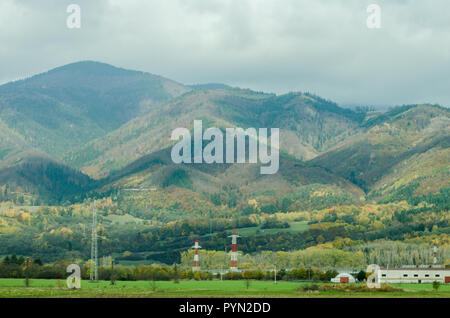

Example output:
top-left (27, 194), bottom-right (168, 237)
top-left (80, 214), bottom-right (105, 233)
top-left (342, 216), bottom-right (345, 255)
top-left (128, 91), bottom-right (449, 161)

top-left (1, 0), bottom-right (449, 106)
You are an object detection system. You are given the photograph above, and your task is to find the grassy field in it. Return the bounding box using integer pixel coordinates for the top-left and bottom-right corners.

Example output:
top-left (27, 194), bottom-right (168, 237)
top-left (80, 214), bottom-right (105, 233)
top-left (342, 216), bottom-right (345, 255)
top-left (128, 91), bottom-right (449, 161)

top-left (0, 279), bottom-right (449, 298)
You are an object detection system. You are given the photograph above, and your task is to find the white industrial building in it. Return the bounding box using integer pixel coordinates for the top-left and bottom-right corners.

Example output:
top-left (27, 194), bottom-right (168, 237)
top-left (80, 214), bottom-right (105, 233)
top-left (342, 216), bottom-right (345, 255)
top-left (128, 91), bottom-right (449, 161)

top-left (379, 267), bottom-right (450, 284)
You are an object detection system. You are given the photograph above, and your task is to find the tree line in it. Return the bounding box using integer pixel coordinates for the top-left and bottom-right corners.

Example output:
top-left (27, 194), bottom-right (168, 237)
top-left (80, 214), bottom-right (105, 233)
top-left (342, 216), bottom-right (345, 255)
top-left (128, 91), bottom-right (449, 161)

top-left (0, 255), bottom-right (340, 282)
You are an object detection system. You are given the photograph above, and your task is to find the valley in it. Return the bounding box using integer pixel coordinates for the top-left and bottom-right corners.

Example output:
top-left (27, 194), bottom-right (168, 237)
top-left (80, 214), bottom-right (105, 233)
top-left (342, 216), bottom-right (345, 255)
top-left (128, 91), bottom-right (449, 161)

top-left (0, 61), bottom-right (448, 271)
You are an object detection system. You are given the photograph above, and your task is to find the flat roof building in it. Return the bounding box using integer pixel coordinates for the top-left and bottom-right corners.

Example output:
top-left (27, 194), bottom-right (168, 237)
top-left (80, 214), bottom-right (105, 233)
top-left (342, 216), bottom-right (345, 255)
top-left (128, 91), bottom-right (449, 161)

top-left (379, 267), bottom-right (450, 284)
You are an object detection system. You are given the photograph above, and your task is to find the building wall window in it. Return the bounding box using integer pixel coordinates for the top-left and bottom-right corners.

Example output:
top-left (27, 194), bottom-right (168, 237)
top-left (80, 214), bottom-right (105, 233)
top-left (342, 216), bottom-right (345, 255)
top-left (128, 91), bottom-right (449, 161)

top-left (403, 274), bottom-right (408, 277)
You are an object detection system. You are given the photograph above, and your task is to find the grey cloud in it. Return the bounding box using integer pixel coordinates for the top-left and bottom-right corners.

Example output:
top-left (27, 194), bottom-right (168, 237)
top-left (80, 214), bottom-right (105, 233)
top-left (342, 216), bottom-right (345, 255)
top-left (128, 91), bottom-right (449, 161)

top-left (0, 0), bottom-right (449, 107)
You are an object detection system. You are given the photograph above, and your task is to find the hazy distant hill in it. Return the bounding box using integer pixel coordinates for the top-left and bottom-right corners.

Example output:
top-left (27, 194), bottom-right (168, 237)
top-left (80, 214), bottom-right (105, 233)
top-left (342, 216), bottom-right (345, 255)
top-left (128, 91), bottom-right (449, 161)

top-left (312, 104), bottom-right (450, 197)
top-left (65, 89), bottom-right (363, 179)
top-left (0, 117), bottom-right (34, 167)
top-left (188, 83), bottom-right (231, 90)
top-left (0, 61), bottom-right (189, 158)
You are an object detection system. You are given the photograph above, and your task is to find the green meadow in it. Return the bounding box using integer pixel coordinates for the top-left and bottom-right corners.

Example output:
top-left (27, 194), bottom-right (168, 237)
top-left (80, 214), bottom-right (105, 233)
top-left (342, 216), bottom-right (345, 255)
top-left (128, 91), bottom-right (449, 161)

top-left (0, 279), bottom-right (449, 298)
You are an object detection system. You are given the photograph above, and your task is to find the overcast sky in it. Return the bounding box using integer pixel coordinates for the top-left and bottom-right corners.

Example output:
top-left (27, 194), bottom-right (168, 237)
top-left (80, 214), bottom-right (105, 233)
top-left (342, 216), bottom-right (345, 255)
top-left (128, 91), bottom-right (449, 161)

top-left (1, 0), bottom-right (449, 107)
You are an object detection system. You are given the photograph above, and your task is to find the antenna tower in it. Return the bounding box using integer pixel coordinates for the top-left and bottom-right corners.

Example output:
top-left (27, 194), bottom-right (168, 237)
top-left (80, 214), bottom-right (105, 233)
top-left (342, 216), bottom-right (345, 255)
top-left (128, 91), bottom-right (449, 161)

top-left (228, 226), bottom-right (243, 272)
top-left (192, 236), bottom-right (201, 271)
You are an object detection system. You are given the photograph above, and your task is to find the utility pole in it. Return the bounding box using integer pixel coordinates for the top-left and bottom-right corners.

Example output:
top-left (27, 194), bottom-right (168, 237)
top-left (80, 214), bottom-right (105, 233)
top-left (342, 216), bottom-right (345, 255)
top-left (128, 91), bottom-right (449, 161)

top-left (25, 257), bottom-right (31, 287)
top-left (110, 258), bottom-right (116, 285)
top-left (274, 265), bottom-right (277, 284)
top-left (90, 202), bottom-right (98, 282)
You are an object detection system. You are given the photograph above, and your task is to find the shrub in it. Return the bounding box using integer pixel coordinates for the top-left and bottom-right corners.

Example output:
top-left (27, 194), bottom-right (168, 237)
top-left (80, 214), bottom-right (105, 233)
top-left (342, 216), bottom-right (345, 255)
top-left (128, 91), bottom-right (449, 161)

top-left (298, 284), bottom-right (320, 292)
top-left (319, 284), bottom-right (402, 292)
top-left (432, 281), bottom-right (441, 291)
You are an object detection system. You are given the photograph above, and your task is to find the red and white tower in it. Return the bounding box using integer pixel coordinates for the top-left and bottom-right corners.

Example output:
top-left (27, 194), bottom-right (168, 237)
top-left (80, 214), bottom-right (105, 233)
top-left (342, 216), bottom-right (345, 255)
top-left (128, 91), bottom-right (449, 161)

top-left (228, 226), bottom-right (242, 272)
top-left (192, 236), bottom-right (201, 272)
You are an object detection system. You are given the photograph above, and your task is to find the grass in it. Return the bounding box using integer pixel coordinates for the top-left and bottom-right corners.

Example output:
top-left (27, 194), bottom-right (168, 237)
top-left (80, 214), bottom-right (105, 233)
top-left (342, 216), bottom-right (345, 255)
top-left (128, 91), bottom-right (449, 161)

top-left (0, 279), bottom-right (449, 298)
